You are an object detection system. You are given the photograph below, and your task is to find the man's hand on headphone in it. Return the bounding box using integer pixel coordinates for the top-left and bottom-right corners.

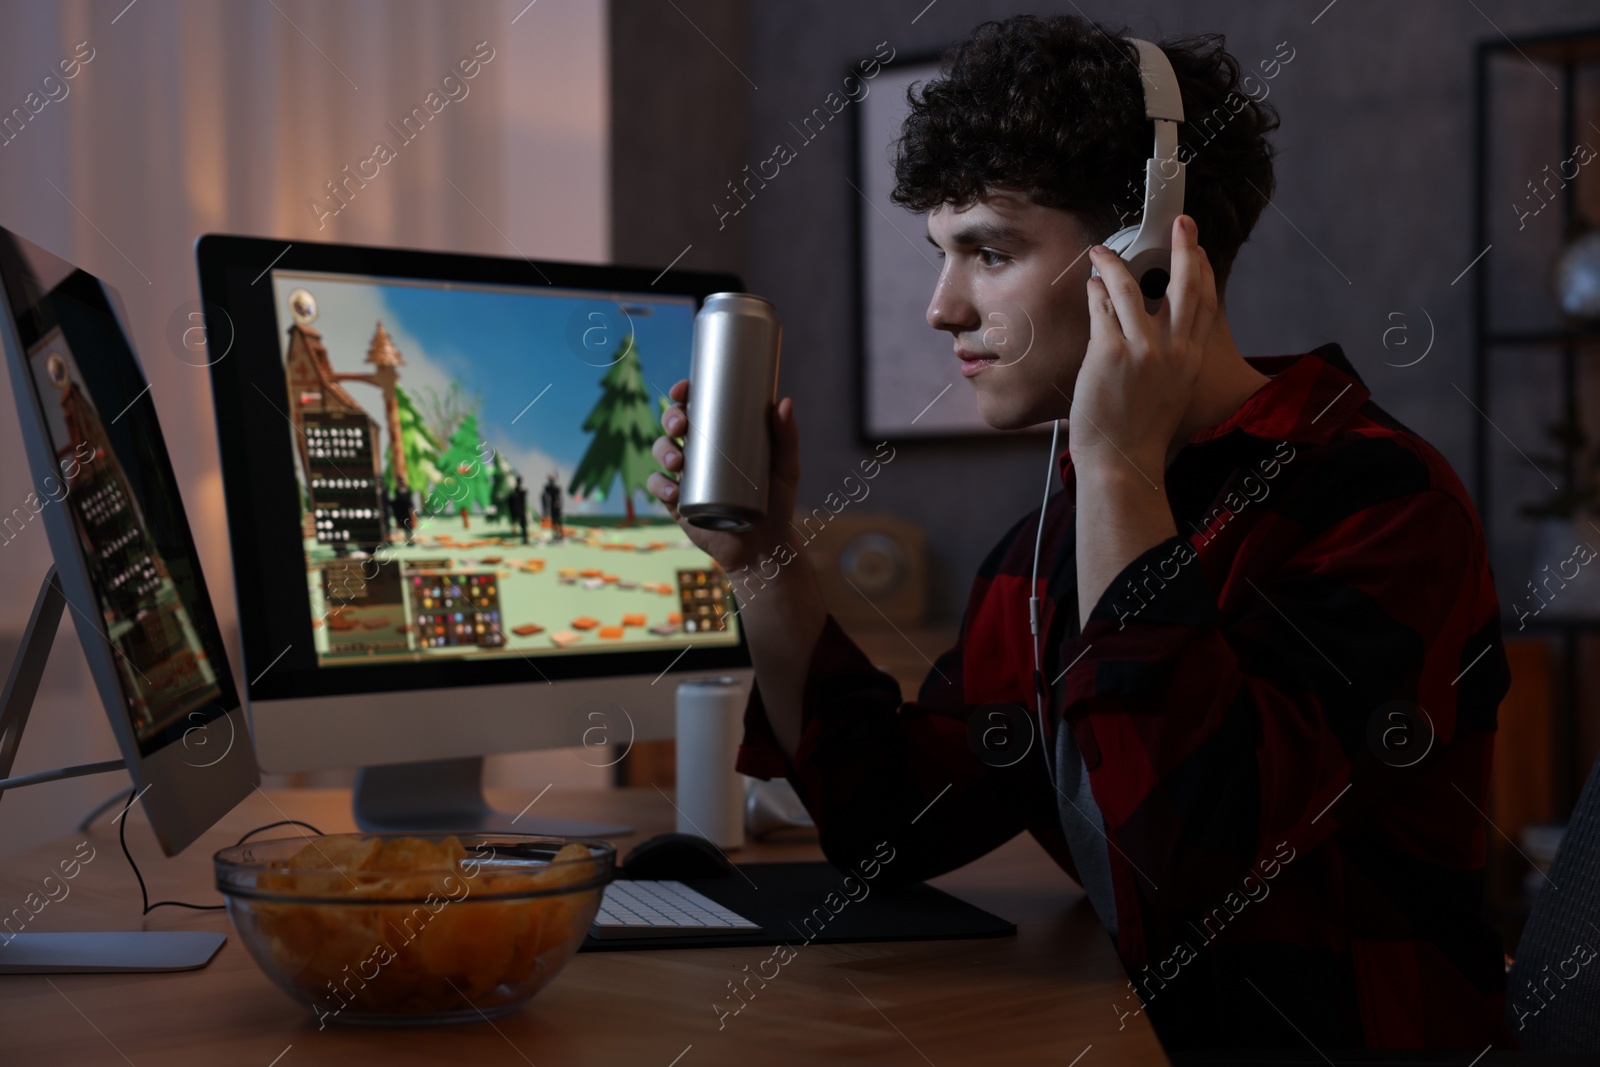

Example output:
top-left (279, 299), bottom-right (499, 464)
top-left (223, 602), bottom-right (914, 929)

top-left (1068, 213), bottom-right (1217, 487)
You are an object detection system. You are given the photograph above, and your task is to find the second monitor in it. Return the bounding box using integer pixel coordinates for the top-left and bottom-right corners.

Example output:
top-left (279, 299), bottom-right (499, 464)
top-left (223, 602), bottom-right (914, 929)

top-left (198, 236), bottom-right (754, 833)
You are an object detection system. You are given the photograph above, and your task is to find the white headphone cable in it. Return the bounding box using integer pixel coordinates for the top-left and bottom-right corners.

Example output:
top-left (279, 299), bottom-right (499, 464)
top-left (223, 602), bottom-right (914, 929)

top-left (1029, 418), bottom-right (1061, 788)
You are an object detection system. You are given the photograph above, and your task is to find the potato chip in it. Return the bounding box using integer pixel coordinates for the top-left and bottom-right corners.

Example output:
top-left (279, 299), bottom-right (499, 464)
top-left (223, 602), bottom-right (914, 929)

top-left (367, 872), bottom-right (456, 899)
top-left (362, 835), bottom-right (465, 874)
top-left (530, 842), bottom-right (596, 887)
top-left (287, 833), bottom-right (379, 873)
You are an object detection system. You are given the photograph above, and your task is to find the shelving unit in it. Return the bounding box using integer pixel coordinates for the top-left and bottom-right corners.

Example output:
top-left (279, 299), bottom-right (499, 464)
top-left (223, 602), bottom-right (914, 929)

top-left (1472, 26), bottom-right (1600, 821)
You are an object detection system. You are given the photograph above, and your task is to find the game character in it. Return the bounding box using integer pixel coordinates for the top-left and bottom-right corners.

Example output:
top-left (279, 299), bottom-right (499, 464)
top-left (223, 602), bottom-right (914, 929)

top-left (541, 471), bottom-right (563, 543)
top-left (509, 475), bottom-right (529, 544)
top-left (390, 477), bottom-right (415, 545)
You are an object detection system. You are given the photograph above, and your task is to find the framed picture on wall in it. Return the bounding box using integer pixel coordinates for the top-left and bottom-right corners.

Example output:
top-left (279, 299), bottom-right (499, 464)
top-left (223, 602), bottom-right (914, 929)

top-left (854, 54), bottom-right (1048, 441)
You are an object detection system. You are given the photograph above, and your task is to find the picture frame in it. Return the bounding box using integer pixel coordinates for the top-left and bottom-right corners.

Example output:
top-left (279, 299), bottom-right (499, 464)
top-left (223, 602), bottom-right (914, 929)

top-left (853, 52), bottom-right (1042, 441)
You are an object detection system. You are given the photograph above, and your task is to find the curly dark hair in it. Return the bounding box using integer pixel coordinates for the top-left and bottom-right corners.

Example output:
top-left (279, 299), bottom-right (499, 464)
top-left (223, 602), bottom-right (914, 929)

top-left (890, 14), bottom-right (1280, 291)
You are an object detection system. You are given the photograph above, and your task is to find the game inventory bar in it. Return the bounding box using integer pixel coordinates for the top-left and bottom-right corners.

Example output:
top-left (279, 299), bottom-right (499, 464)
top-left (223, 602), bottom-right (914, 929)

top-left (676, 568), bottom-right (732, 633)
top-left (411, 572), bottom-right (507, 649)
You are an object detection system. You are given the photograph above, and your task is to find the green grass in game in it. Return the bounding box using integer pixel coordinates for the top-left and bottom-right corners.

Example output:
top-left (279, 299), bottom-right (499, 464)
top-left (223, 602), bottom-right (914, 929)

top-left (304, 512), bottom-right (737, 664)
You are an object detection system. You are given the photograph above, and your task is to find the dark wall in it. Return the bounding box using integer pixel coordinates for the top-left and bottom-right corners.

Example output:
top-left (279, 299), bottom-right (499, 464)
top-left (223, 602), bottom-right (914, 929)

top-left (610, 0), bottom-right (750, 280)
top-left (615, 0), bottom-right (1600, 625)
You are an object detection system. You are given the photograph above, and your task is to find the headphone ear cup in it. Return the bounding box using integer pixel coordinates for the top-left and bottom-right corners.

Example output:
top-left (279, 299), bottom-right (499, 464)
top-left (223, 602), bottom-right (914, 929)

top-left (1089, 227), bottom-right (1173, 310)
top-left (1103, 225), bottom-right (1139, 256)
top-left (1089, 226), bottom-right (1139, 278)
top-left (1125, 246), bottom-right (1173, 306)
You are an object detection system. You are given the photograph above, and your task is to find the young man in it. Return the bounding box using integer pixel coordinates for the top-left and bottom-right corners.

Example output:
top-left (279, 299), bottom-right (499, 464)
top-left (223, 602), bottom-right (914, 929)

top-left (647, 14), bottom-right (1513, 1054)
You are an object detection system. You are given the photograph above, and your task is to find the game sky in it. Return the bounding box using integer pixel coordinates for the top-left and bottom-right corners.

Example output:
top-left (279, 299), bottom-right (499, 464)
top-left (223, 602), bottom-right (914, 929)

top-left (271, 270), bottom-right (698, 516)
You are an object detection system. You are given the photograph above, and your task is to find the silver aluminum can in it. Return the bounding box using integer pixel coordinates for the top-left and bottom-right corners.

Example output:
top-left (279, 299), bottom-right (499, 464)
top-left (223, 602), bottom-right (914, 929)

top-left (677, 292), bottom-right (782, 532)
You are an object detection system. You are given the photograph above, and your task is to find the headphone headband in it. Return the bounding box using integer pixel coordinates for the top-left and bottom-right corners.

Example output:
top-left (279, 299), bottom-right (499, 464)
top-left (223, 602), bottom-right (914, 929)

top-left (1091, 36), bottom-right (1187, 310)
top-left (1128, 38), bottom-right (1184, 123)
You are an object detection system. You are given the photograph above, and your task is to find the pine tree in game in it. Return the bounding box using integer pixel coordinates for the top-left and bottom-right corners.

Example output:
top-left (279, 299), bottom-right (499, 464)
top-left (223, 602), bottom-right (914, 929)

top-left (569, 334), bottom-right (662, 525)
top-left (488, 449), bottom-right (517, 529)
top-left (435, 412), bottom-right (493, 528)
top-left (385, 384), bottom-right (442, 496)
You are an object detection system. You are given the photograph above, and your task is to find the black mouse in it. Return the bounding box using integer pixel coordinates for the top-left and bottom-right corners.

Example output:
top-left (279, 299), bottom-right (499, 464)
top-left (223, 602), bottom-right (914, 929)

top-left (622, 832), bottom-right (733, 880)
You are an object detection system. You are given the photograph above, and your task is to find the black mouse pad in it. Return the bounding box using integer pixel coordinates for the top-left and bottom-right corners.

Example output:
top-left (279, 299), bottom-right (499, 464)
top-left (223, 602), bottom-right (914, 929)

top-left (578, 861), bottom-right (1016, 952)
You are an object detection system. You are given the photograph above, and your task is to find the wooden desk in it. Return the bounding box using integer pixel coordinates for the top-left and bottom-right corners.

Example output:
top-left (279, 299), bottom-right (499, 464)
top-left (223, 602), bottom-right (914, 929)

top-left (0, 786), bottom-right (1171, 1065)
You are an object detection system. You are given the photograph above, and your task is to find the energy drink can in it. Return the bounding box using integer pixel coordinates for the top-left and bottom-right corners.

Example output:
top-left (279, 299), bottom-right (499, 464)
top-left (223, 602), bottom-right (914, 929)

top-left (677, 292), bottom-right (782, 532)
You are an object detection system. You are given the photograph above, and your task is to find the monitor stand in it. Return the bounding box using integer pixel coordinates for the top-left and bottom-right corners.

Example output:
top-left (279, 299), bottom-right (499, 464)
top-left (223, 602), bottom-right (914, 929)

top-left (352, 756), bottom-right (632, 837)
top-left (0, 568), bottom-right (228, 974)
top-left (0, 932), bottom-right (227, 974)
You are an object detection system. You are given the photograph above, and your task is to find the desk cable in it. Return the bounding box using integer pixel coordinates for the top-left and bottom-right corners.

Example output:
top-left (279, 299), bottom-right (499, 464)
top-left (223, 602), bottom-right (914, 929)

top-left (99, 789), bottom-right (325, 915)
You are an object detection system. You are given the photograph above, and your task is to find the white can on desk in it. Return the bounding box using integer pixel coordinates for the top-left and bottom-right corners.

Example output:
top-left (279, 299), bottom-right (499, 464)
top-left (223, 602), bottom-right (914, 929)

top-left (674, 676), bottom-right (747, 849)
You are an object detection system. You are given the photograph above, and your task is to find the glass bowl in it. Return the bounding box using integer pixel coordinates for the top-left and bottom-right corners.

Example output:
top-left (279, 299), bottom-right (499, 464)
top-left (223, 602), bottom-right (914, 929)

top-left (214, 832), bottom-right (614, 1026)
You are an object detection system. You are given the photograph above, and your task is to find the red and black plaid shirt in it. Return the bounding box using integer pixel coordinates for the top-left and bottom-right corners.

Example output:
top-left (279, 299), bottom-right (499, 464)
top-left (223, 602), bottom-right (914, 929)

top-left (736, 344), bottom-right (1516, 1053)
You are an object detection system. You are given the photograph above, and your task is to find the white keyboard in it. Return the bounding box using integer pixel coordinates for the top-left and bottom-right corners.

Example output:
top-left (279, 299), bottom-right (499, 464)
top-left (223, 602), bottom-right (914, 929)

top-left (592, 879), bottom-right (762, 939)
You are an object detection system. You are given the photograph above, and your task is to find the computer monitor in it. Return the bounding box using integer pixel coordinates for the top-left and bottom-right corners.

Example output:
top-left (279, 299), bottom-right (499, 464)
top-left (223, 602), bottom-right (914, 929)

top-left (0, 224), bottom-right (258, 852)
top-left (0, 223), bottom-right (254, 971)
top-left (197, 235), bottom-right (753, 833)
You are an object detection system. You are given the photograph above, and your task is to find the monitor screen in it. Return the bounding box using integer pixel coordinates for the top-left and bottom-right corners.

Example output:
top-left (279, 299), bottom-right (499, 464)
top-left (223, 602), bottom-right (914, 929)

top-left (259, 268), bottom-right (740, 669)
top-left (0, 230), bottom-right (239, 758)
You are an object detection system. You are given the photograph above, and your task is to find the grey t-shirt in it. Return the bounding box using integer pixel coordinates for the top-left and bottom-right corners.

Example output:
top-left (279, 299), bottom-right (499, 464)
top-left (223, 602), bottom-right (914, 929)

top-left (1044, 516), bottom-right (1117, 939)
top-left (1052, 674), bottom-right (1118, 939)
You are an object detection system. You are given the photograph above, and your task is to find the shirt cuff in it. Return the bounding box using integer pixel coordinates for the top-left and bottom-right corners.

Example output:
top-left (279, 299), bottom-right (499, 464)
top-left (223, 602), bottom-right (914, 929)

top-left (735, 680), bottom-right (792, 779)
top-left (1061, 534), bottom-right (1218, 707)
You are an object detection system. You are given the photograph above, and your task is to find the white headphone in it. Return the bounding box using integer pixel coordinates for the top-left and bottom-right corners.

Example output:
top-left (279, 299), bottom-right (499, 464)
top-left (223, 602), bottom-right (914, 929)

top-left (1088, 38), bottom-right (1188, 314)
top-left (1030, 37), bottom-right (1185, 785)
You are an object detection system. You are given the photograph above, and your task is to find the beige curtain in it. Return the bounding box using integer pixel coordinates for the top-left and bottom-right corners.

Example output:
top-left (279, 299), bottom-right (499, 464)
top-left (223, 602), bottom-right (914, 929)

top-left (0, 0), bottom-right (609, 853)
